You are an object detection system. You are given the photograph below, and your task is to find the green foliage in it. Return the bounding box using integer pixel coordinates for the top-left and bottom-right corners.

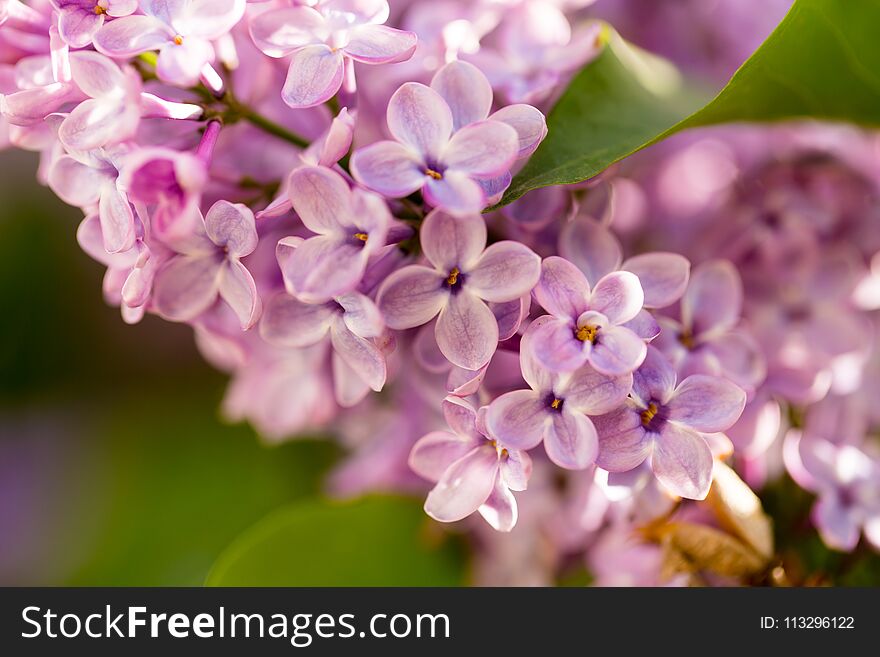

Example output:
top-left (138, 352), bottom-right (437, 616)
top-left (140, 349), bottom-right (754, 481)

top-left (500, 0), bottom-right (880, 206)
top-left (206, 496), bottom-right (465, 586)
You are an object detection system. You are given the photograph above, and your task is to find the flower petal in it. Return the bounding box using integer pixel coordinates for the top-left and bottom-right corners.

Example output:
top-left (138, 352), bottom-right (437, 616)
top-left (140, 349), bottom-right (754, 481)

top-left (545, 410), bottom-right (598, 470)
top-left (424, 446), bottom-right (499, 523)
top-left (47, 155), bottom-right (103, 208)
top-left (281, 44), bottom-right (344, 109)
top-left (287, 166), bottom-right (350, 235)
top-left (558, 218), bottom-right (622, 286)
top-left (58, 7), bottom-right (104, 49)
top-left (478, 479), bottom-right (518, 532)
top-left (666, 374), bottom-right (746, 432)
top-left (204, 200), bottom-right (257, 256)
top-left (813, 495), bottom-right (861, 551)
top-left (430, 60), bottom-right (492, 130)
top-left (488, 103), bottom-right (547, 158)
top-left (631, 346), bottom-right (676, 406)
top-left (94, 15), bottom-right (171, 57)
top-left (219, 259), bottom-right (261, 330)
top-left (651, 423), bottom-right (713, 500)
top-left (589, 324), bottom-right (647, 376)
top-left (533, 255), bottom-right (591, 319)
top-left (485, 389), bottom-right (547, 450)
top-left (563, 365), bottom-right (632, 415)
top-left (173, 0), bottom-right (247, 40)
top-left (409, 430), bottom-right (477, 482)
top-left (377, 265), bottom-right (447, 329)
top-left (435, 290), bottom-right (498, 370)
top-left (259, 293), bottom-right (334, 347)
top-left (441, 120), bottom-right (518, 177)
top-left (682, 259), bottom-right (742, 336)
top-left (386, 82), bottom-right (452, 160)
top-left (98, 182), bottom-right (135, 254)
top-left (248, 7), bottom-right (324, 57)
top-left (500, 449), bottom-right (531, 491)
top-left (330, 317), bottom-right (386, 391)
top-left (344, 24), bottom-right (417, 64)
top-left (152, 254), bottom-right (222, 322)
top-left (419, 209), bottom-right (486, 272)
top-left (524, 314), bottom-right (586, 373)
top-left (623, 252), bottom-right (690, 309)
top-left (590, 271), bottom-right (644, 325)
top-left (349, 140), bottom-right (426, 197)
top-left (281, 235), bottom-right (365, 302)
top-left (337, 292), bottom-right (384, 338)
top-left (467, 241), bottom-right (540, 303)
top-left (594, 407), bottom-right (651, 472)
top-left (423, 170), bottom-right (485, 215)
top-left (156, 38), bottom-right (214, 87)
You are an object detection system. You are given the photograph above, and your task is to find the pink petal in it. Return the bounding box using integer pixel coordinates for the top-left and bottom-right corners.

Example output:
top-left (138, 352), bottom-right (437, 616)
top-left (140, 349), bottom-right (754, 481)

top-left (94, 15), bottom-right (171, 57)
top-left (330, 318), bottom-right (386, 391)
top-left (623, 252), bottom-right (690, 309)
top-left (349, 140), bottom-right (426, 197)
top-left (248, 6), bottom-right (325, 57)
top-left (219, 259), bottom-right (261, 330)
top-left (813, 496), bottom-right (861, 551)
top-left (281, 44), bottom-right (344, 109)
top-left (441, 396), bottom-right (480, 439)
top-left (594, 407), bottom-right (651, 472)
top-left (442, 120), bottom-right (518, 177)
top-left (589, 324), bottom-right (647, 376)
top-left (173, 0), bottom-right (246, 41)
top-left (281, 235), bottom-right (365, 303)
top-left (332, 351), bottom-right (371, 408)
top-left (435, 290), bottom-right (498, 370)
top-left (58, 7), bottom-right (104, 49)
top-left (287, 166), bottom-right (350, 235)
top-left (622, 309), bottom-right (661, 341)
top-left (59, 97), bottom-right (133, 151)
top-left (545, 410), bottom-right (598, 469)
top-left (152, 253), bottom-right (222, 322)
top-left (419, 209), bottom-right (486, 273)
top-left (526, 315), bottom-right (587, 372)
top-left (423, 170), bottom-right (485, 215)
top-left (47, 155), bottom-right (103, 207)
top-left (492, 295), bottom-right (529, 341)
top-left (682, 259), bottom-right (742, 337)
top-left (98, 182), bottom-right (135, 254)
top-left (387, 82), bottom-right (452, 160)
top-left (667, 375), bottom-right (746, 433)
top-left (651, 423), bottom-right (713, 500)
top-left (488, 103), bottom-right (547, 158)
top-left (430, 60), bottom-right (492, 130)
top-left (156, 38), bottom-right (214, 87)
top-left (376, 265), bottom-right (447, 329)
top-left (409, 431), bottom-right (478, 482)
top-left (534, 255), bottom-right (590, 319)
top-left (467, 241), bottom-right (541, 303)
top-left (337, 292), bottom-right (384, 338)
top-left (631, 346), bottom-right (676, 406)
top-left (563, 365), bottom-right (632, 415)
top-left (259, 293), bottom-right (334, 347)
top-left (204, 200), bottom-right (257, 256)
top-left (485, 389), bottom-right (548, 450)
top-left (344, 24), bottom-right (417, 64)
top-left (558, 219), bottom-right (622, 286)
top-left (590, 271), bottom-right (644, 325)
top-left (478, 479), bottom-right (518, 532)
top-left (500, 449), bottom-right (532, 491)
top-left (424, 446), bottom-right (499, 523)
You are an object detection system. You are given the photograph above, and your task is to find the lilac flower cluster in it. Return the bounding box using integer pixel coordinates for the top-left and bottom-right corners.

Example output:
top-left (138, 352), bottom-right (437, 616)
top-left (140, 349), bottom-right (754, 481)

top-left (2, 0), bottom-right (879, 585)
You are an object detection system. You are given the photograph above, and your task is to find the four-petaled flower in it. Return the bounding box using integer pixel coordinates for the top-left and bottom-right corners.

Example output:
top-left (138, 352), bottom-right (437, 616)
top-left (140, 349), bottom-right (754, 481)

top-left (377, 209), bottom-right (540, 370)
top-left (51, 0), bottom-right (138, 49)
top-left (594, 346), bottom-right (747, 500)
top-left (152, 200), bottom-right (262, 330)
top-left (529, 255), bottom-right (648, 376)
top-left (485, 324), bottom-right (632, 470)
top-left (351, 60), bottom-right (546, 215)
top-left (409, 396), bottom-right (531, 532)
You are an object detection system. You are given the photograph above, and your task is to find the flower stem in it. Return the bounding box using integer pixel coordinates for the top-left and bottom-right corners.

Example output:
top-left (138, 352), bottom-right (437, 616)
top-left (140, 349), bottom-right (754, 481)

top-left (223, 93), bottom-right (309, 149)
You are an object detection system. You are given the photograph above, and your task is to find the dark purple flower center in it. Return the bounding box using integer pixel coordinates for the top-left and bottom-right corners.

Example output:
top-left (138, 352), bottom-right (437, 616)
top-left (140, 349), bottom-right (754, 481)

top-left (678, 328), bottom-right (696, 350)
top-left (444, 267), bottom-right (467, 294)
top-left (639, 401), bottom-right (667, 431)
top-left (424, 160), bottom-right (446, 180)
top-left (350, 231), bottom-right (369, 247)
top-left (544, 393), bottom-right (564, 412)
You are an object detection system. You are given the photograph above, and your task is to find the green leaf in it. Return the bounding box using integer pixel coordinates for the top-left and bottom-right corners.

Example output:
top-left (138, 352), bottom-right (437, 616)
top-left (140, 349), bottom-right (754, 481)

top-left (500, 0), bottom-right (880, 206)
top-left (206, 496), bottom-right (466, 586)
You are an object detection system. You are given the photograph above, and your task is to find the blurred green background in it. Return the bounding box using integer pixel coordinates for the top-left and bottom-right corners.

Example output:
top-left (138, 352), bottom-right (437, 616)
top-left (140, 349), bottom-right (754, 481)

top-left (0, 150), bottom-right (465, 586)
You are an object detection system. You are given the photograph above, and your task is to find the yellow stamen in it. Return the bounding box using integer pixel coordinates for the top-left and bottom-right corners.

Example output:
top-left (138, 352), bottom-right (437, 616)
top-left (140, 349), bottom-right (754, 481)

top-left (354, 232), bottom-right (368, 242)
top-left (550, 398), bottom-right (562, 410)
top-left (640, 402), bottom-right (659, 426)
top-left (94, 5), bottom-right (106, 14)
top-left (575, 324), bottom-right (598, 343)
top-left (446, 267), bottom-right (460, 286)
top-left (425, 168), bottom-right (443, 180)
top-left (678, 329), bottom-right (695, 349)
top-left (173, 35), bottom-right (184, 45)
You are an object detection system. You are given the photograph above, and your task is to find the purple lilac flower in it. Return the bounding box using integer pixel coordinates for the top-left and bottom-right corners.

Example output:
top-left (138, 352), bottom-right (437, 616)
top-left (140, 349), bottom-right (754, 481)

top-left (50, 0), bottom-right (137, 49)
top-left (351, 60), bottom-right (546, 215)
top-left (277, 165), bottom-right (392, 304)
top-left (410, 396), bottom-right (532, 531)
top-left (249, 0), bottom-right (417, 108)
top-left (529, 255), bottom-right (647, 376)
top-left (260, 290), bottom-right (387, 407)
top-left (376, 209), bottom-right (540, 370)
top-left (654, 259), bottom-right (766, 393)
top-left (94, 0), bottom-right (246, 86)
top-left (595, 346), bottom-right (746, 499)
top-left (785, 431), bottom-right (880, 552)
top-left (485, 324), bottom-right (632, 470)
top-left (152, 199), bottom-right (262, 329)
